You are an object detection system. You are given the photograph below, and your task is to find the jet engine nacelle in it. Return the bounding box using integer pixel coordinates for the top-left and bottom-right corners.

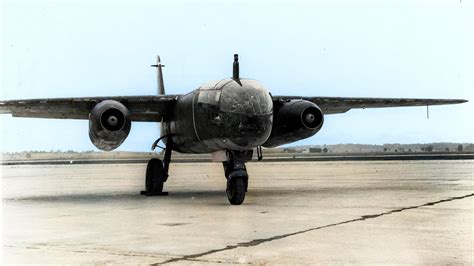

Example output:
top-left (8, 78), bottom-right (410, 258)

top-left (88, 100), bottom-right (131, 151)
top-left (263, 100), bottom-right (324, 148)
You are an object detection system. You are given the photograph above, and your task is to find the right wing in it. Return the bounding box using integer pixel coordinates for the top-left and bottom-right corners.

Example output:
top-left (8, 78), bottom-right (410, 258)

top-left (273, 96), bottom-right (467, 114)
top-left (0, 95), bottom-right (179, 121)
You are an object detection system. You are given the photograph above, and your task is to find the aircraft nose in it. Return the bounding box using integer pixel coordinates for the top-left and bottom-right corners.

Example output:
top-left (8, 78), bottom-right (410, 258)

top-left (217, 79), bottom-right (274, 149)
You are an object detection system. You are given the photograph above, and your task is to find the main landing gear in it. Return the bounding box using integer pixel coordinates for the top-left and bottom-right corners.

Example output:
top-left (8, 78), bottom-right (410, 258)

top-left (223, 150), bottom-right (252, 205)
top-left (141, 135), bottom-right (173, 196)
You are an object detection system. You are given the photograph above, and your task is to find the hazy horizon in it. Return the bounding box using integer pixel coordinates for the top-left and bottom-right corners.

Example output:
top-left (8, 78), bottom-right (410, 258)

top-left (1, 0), bottom-right (472, 152)
top-left (2, 141), bottom-right (473, 153)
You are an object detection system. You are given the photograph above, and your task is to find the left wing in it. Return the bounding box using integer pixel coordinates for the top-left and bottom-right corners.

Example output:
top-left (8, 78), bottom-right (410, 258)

top-left (0, 95), bottom-right (179, 121)
top-left (272, 96), bottom-right (467, 114)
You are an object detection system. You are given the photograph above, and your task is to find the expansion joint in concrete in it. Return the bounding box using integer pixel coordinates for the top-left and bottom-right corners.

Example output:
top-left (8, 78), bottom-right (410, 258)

top-left (156, 193), bottom-right (474, 265)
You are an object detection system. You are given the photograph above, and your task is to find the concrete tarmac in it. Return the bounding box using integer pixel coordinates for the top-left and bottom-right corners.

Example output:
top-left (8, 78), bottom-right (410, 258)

top-left (2, 160), bottom-right (473, 264)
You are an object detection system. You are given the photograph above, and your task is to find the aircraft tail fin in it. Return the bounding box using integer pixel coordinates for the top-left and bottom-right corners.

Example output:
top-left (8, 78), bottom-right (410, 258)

top-left (151, 55), bottom-right (165, 95)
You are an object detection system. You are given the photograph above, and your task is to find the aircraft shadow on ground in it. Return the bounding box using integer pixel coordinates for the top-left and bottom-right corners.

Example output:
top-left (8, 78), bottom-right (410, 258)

top-left (5, 185), bottom-right (429, 204)
top-left (4, 188), bottom-right (338, 204)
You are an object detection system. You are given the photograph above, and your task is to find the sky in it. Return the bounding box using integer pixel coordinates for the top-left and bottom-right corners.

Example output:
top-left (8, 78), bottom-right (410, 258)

top-left (1, 0), bottom-right (472, 152)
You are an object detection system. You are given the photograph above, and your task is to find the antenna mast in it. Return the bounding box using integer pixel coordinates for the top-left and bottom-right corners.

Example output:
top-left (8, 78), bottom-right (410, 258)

top-left (233, 54), bottom-right (239, 81)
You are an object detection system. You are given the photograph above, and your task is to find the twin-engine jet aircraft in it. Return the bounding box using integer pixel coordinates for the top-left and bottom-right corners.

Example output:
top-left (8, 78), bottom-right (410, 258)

top-left (0, 55), bottom-right (467, 204)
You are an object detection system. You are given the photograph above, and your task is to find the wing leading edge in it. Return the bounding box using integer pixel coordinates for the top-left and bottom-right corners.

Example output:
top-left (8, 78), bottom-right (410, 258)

top-left (0, 95), bottom-right (178, 121)
top-left (273, 96), bottom-right (468, 114)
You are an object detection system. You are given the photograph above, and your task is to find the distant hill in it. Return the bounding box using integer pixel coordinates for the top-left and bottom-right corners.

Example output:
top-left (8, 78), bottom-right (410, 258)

top-left (284, 143), bottom-right (474, 153)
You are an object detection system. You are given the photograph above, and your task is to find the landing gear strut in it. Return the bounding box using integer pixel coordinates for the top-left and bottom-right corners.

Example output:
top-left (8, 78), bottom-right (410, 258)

top-left (141, 136), bottom-right (174, 196)
top-left (223, 150), bottom-right (252, 205)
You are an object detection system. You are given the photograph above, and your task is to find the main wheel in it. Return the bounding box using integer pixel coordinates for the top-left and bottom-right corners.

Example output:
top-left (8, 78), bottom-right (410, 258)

top-left (226, 177), bottom-right (246, 205)
top-left (145, 158), bottom-right (164, 194)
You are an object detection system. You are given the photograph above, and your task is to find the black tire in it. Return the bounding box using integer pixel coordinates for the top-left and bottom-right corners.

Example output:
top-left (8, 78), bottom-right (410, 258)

top-left (226, 177), bottom-right (246, 205)
top-left (146, 158), bottom-right (164, 193)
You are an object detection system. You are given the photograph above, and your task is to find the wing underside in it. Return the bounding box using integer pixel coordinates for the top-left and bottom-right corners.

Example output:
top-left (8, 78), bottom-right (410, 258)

top-left (0, 95), bottom-right (178, 121)
top-left (273, 96), bottom-right (467, 114)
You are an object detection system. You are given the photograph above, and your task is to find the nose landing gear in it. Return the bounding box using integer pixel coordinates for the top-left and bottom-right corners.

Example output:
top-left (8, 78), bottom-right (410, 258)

top-left (223, 150), bottom-right (252, 205)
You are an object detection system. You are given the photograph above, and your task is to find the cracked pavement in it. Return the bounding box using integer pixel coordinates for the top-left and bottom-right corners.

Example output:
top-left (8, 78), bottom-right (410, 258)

top-left (2, 160), bottom-right (473, 264)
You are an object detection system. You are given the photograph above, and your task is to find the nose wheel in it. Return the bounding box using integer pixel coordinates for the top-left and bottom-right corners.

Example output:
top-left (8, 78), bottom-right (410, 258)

top-left (226, 171), bottom-right (248, 205)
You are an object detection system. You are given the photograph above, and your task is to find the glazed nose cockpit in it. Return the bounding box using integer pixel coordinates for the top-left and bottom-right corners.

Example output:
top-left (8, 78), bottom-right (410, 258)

top-left (196, 78), bottom-right (273, 150)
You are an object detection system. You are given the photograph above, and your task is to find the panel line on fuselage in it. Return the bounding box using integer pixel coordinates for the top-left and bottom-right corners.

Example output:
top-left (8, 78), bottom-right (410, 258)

top-left (191, 91), bottom-right (204, 146)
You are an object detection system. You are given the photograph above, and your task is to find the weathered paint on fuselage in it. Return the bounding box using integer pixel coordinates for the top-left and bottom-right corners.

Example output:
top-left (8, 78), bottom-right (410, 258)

top-left (161, 79), bottom-right (273, 153)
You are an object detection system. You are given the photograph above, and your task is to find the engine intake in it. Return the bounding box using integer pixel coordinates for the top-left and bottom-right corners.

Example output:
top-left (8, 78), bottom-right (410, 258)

top-left (263, 100), bottom-right (324, 147)
top-left (89, 100), bottom-right (131, 151)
